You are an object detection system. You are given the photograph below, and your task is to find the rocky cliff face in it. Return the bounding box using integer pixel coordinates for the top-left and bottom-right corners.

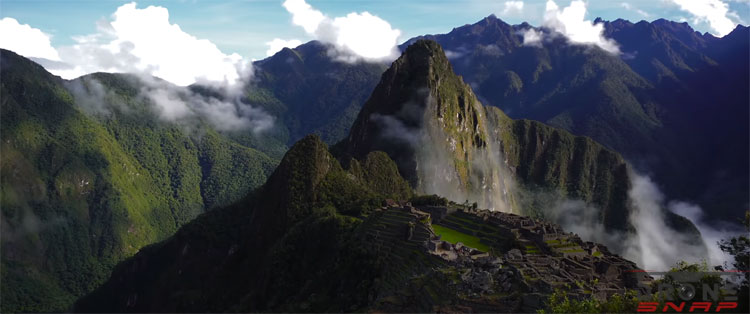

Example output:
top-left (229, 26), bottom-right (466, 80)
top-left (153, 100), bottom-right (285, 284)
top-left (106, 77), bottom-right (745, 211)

top-left (345, 40), bottom-right (513, 212)
top-left (402, 16), bottom-right (749, 223)
top-left (343, 40), bottom-right (631, 230)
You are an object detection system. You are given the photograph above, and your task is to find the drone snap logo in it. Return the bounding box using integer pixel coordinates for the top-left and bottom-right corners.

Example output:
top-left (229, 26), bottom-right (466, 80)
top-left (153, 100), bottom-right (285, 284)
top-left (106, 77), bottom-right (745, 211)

top-left (630, 270), bottom-right (745, 313)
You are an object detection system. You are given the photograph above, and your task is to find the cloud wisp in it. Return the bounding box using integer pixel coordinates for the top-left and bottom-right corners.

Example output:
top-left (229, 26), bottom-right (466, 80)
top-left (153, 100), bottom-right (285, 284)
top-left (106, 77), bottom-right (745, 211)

top-left (622, 174), bottom-right (710, 271)
top-left (522, 0), bottom-right (621, 54)
top-left (543, 171), bottom-right (743, 272)
top-left (501, 1), bottom-right (525, 16)
top-left (669, 0), bottom-right (740, 36)
top-left (265, 38), bottom-right (303, 57)
top-left (67, 74), bottom-right (274, 134)
top-left (281, 0), bottom-right (401, 63)
top-left (620, 2), bottom-right (651, 18)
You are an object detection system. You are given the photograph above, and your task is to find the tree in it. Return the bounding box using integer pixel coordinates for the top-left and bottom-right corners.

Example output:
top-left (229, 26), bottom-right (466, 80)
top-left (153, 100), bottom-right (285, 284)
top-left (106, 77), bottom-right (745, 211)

top-left (718, 210), bottom-right (749, 312)
top-left (719, 211), bottom-right (749, 283)
top-left (538, 289), bottom-right (640, 313)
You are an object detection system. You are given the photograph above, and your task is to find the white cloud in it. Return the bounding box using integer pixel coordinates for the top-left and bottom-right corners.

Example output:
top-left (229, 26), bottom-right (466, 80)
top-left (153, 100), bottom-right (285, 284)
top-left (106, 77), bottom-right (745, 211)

top-left (620, 2), bottom-right (651, 18)
top-left (67, 75), bottom-right (274, 133)
top-left (622, 173), bottom-right (743, 271)
top-left (265, 38), bottom-right (302, 56)
top-left (668, 0), bottom-right (739, 36)
top-left (667, 201), bottom-right (743, 269)
top-left (541, 0), bottom-right (620, 54)
top-left (139, 77), bottom-right (273, 132)
top-left (543, 171), bottom-right (741, 272)
top-left (282, 0), bottom-right (401, 62)
top-left (623, 174), bottom-right (706, 271)
top-left (0, 17), bottom-right (60, 60)
top-left (522, 28), bottom-right (543, 47)
top-left (283, 0), bottom-right (326, 33)
top-left (3, 3), bottom-right (273, 133)
top-left (10, 2), bottom-right (251, 87)
top-left (501, 1), bottom-right (525, 15)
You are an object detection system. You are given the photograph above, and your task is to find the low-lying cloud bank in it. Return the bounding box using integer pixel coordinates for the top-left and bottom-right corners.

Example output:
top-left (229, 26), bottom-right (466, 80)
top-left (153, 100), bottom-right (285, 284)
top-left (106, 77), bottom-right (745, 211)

top-left (66, 74), bottom-right (273, 134)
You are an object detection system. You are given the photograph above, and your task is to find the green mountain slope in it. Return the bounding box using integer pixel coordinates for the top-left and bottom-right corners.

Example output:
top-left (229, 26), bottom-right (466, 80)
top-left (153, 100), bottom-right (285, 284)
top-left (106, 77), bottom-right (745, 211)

top-left (74, 135), bottom-right (414, 312)
top-left (0, 49), bottom-right (277, 312)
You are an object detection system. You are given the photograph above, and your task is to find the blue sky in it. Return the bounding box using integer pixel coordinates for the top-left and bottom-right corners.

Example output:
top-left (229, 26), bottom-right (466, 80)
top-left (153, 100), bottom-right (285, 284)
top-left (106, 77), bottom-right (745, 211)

top-left (2, 0), bottom-right (748, 60)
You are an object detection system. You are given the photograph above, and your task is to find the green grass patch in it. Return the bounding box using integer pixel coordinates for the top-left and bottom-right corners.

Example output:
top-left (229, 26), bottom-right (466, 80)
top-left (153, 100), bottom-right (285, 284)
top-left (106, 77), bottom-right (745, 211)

top-left (432, 224), bottom-right (490, 252)
top-left (524, 244), bottom-right (541, 254)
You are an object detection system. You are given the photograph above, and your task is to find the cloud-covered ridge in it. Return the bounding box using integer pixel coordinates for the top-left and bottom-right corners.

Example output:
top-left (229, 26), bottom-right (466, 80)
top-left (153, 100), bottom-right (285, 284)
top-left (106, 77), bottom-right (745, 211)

top-left (67, 75), bottom-right (274, 133)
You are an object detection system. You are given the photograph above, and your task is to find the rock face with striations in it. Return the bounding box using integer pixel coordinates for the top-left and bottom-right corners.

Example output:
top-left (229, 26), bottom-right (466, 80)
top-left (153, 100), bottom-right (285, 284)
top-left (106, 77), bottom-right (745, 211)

top-left (343, 40), bottom-right (632, 231)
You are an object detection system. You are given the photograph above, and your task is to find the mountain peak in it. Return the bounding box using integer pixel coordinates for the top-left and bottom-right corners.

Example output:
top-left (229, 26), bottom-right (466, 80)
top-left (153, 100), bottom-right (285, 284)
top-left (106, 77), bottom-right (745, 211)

top-left (405, 38), bottom-right (444, 55)
top-left (344, 39), bottom-right (494, 199)
top-left (479, 14), bottom-right (500, 25)
top-left (345, 39), bottom-right (462, 153)
top-left (399, 39), bottom-right (451, 72)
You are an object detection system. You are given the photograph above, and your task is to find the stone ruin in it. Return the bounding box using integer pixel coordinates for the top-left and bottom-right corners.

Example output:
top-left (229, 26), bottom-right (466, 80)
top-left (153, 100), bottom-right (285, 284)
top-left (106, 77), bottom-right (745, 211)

top-left (365, 200), bottom-right (651, 312)
top-left (416, 204), bottom-right (652, 303)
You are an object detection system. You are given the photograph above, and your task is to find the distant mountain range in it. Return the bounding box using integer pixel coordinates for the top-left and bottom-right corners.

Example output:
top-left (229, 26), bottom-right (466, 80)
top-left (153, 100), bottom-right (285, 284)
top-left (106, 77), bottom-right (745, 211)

top-left (254, 15), bottom-right (748, 222)
top-left (402, 16), bottom-right (749, 223)
top-left (0, 15), bottom-right (746, 312)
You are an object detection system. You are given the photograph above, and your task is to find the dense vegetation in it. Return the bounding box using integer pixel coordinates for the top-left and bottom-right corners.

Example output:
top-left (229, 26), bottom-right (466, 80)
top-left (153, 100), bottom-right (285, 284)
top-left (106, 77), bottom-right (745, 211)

top-left (539, 289), bottom-right (641, 313)
top-left (75, 135), bottom-right (415, 312)
top-left (0, 50), bottom-right (276, 312)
